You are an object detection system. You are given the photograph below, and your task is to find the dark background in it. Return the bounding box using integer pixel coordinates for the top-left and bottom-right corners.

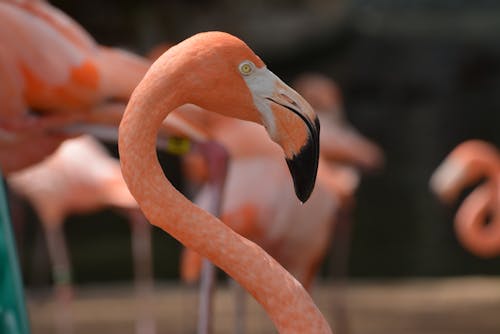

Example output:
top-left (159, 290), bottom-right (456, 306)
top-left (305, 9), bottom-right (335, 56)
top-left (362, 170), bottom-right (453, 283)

top-left (11, 0), bottom-right (500, 287)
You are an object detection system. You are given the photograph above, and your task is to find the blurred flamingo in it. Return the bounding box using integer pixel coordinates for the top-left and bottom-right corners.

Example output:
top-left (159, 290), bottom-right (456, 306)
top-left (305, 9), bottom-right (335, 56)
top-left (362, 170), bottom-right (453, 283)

top-left (0, 0), bottom-right (205, 174)
top-left (179, 76), bottom-right (384, 286)
top-left (431, 139), bottom-right (500, 257)
top-left (293, 73), bottom-right (384, 170)
top-left (119, 31), bottom-right (332, 333)
top-left (8, 135), bottom-right (157, 334)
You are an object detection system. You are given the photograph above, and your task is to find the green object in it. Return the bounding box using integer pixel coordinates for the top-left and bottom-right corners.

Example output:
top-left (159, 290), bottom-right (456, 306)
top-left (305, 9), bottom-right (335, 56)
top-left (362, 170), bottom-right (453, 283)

top-left (0, 175), bottom-right (30, 334)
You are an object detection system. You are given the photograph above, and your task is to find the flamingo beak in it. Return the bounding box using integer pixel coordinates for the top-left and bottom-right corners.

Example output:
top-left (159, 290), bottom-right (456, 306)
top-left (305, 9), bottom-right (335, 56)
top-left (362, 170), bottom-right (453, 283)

top-left (242, 66), bottom-right (320, 202)
top-left (266, 89), bottom-right (320, 202)
top-left (286, 126), bottom-right (320, 202)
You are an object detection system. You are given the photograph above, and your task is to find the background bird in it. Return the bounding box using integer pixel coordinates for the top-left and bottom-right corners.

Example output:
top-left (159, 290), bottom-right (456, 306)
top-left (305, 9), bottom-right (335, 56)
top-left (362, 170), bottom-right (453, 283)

top-left (0, 0), bottom-right (205, 174)
top-left (431, 139), bottom-right (500, 258)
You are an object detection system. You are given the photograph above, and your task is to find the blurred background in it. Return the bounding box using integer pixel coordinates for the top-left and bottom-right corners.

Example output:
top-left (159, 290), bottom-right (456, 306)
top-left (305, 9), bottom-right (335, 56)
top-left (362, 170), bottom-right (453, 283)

top-left (7, 0), bottom-right (500, 333)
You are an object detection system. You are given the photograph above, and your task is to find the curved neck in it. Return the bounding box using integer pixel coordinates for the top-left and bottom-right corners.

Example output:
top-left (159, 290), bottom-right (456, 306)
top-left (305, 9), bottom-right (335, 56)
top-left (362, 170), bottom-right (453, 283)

top-left (455, 183), bottom-right (500, 257)
top-left (118, 62), bottom-right (332, 333)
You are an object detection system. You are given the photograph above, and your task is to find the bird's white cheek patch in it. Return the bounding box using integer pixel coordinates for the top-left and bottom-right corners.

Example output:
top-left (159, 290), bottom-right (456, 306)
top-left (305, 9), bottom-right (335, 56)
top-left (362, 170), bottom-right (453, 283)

top-left (241, 66), bottom-right (279, 139)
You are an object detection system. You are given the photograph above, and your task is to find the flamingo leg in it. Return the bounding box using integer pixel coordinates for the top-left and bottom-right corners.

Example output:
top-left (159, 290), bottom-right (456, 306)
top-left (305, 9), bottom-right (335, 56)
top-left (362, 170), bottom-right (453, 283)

top-left (191, 141), bottom-right (229, 334)
top-left (329, 209), bottom-right (352, 334)
top-left (44, 224), bottom-right (73, 334)
top-left (231, 279), bottom-right (247, 334)
top-left (198, 259), bottom-right (216, 334)
top-left (128, 209), bottom-right (157, 334)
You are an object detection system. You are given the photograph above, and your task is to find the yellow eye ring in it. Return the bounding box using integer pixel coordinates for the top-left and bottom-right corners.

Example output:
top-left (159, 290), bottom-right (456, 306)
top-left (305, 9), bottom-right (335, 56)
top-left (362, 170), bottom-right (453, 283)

top-left (239, 61), bottom-right (254, 76)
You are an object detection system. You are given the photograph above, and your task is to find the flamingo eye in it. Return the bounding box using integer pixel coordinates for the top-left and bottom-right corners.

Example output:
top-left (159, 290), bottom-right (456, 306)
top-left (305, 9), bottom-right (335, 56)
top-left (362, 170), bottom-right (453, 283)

top-left (239, 61), bottom-right (255, 76)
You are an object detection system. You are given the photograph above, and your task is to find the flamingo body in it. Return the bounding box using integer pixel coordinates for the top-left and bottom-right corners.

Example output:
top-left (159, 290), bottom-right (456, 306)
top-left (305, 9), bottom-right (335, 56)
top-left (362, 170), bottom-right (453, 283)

top-left (0, 1), bottom-right (207, 173)
top-left (0, 1), bottom-right (159, 174)
top-left (8, 135), bottom-right (136, 226)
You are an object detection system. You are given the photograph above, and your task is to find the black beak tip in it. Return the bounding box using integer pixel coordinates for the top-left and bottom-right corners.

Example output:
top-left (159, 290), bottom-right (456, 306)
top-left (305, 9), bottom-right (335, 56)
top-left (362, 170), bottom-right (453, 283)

top-left (286, 134), bottom-right (319, 203)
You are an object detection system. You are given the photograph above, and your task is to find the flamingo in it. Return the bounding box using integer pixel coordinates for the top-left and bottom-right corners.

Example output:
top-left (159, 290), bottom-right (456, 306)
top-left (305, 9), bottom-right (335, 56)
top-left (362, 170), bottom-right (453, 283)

top-left (118, 31), bottom-right (331, 333)
top-left (0, 0), bottom-right (206, 174)
top-left (8, 135), bottom-right (157, 334)
top-left (430, 139), bottom-right (500, 257)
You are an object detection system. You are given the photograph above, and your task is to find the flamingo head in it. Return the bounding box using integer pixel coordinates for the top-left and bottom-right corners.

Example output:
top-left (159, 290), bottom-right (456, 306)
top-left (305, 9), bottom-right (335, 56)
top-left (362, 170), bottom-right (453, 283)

top-left (430, 140), bottom-right (500, 203)
top-left (160, 32), bottom-right (320, 202)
